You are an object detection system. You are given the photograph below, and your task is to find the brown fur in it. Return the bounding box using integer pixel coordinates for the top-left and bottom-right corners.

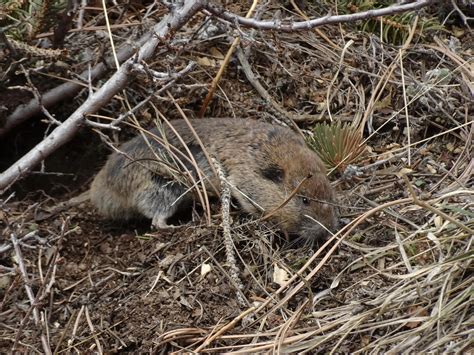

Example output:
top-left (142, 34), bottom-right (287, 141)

top-left (90, 118), bottom-right (338, 239)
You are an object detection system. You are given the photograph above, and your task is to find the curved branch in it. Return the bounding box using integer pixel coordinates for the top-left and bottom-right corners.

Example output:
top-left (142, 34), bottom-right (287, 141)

top-left (204, 0), bottom-right (434, 31)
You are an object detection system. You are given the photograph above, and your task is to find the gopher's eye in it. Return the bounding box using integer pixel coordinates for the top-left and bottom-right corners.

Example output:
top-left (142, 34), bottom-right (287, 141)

top-left (302, 197), bottom-right (310, 205)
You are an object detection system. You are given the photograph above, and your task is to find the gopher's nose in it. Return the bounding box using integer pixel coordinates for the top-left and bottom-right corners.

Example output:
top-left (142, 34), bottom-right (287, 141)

top-left (301, 214), bottom-right (339, 240)
top-left (299, 224), bottom-right (329, 241)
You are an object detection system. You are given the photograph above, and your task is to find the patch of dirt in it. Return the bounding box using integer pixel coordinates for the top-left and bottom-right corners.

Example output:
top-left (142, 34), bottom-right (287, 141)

top-left (2, 201), bottom-right (356, 352)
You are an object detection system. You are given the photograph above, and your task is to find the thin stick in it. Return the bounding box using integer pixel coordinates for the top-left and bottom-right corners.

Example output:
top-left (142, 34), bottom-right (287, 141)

top-left (198, 0), bottom-right (259, 117)
top-left (10, 233), bottom-right (52, 355)
top-left (211, 158), bottom-right (247, 307)
top-left (204, 1), bottom-right (433, 32)
top-left (260, 175), bottom-right (311, 222)
top-left (101, 0), bottom-right (119, 71)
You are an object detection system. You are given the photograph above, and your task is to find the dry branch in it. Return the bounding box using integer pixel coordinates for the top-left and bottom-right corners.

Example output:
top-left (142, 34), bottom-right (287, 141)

top-left (10, 232), bottom-right (51, 354)
top-left (211, 158), bottom-right (247, 307)
top-left (236, 47), bottom-right (323, 124)
top-left (204, 0), bottom-right (434, 31)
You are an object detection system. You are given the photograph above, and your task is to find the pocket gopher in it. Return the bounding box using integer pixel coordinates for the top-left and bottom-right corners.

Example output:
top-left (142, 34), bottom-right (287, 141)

top-left (90, 118), bottom-right (337, 239)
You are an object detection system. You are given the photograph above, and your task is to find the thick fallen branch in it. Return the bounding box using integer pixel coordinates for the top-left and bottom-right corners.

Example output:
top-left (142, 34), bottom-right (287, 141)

top-left (0, 0), bottom-right (204, 192)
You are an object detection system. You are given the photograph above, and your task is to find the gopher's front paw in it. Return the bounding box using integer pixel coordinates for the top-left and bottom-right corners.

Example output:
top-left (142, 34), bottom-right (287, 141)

top-left (151, 213), bottom-right (179, 230)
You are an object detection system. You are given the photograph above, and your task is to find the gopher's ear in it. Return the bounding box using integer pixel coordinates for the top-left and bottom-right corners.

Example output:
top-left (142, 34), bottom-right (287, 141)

top-left (267, 126), bottom-right (305, 146)
top-left (260, 164), bottom-right (284, 183)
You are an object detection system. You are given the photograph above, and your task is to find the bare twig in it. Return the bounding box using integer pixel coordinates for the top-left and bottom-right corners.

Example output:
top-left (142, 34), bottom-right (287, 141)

top-left (204, 0), bottom-right (434, 32)
top-left (211, 158), bottom-right (247, 308)
top-left (19, 65), bottom-right (62, 126)
top-left (198, 0), bottom-right (259, 117)
top-left (236, 47), bottom-right (321, 127)
top-left (85, 62), bottom-right (196, 130)
top-left (450, 0), bottom-right (473, 27)
top-left (10, 233), bottom-right (52, 355)
top-left (10, 234), bottom-right (40, 324)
